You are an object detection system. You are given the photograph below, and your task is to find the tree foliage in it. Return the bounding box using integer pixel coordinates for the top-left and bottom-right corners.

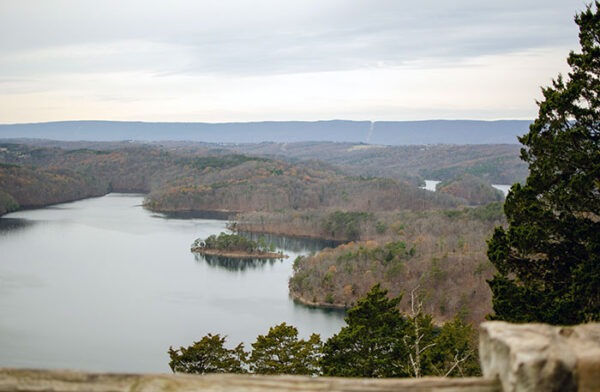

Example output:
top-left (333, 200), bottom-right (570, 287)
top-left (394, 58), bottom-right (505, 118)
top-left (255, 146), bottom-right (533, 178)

top-left (168, 285), bottom-right (480, 378)
top-left (249, 323), bottom-right (322, 375)
top-left (169, 324), bottom-right (321, 376)
top-left (487, 3), bottom-right (600, 324)
top-left (289, 215), bottom-right (498, 324)
top-left (320, 284), bottom-right (480, 378)
top-left (321, 284), bottom-right (409, 377)
top-left (200, 232), bottom-right (260, 253)
top-left (168, 334), bottom-right (246, 374)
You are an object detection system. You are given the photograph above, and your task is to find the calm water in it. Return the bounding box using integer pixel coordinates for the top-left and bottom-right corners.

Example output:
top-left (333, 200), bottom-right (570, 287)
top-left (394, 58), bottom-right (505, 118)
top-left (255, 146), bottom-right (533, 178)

top-left (0, 194), bottom-right (345, 373)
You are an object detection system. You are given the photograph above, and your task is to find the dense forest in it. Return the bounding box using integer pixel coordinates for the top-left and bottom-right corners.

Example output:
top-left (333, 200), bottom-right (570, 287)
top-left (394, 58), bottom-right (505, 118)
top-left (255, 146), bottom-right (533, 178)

top-left (0, 140), bottom-right (521, 210)
top-left (268, 205), bottom-right (503, 323)
top-left (226, 142), bottom-right (528, 187)
top-left (1, 141), bottom-right (511, 215)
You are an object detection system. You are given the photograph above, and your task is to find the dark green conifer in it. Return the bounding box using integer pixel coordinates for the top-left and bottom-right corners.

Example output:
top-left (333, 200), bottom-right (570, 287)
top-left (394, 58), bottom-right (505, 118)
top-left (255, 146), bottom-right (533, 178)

top-left (321, 284), bottom-right (410, 377)
top-left (487, 3), bottom-right (600, 324)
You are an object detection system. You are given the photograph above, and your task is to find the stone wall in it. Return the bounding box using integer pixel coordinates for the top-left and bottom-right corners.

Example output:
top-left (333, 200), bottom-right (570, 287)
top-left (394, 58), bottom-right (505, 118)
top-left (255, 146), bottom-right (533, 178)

top-left (479, 321), bottom-right (600, 392)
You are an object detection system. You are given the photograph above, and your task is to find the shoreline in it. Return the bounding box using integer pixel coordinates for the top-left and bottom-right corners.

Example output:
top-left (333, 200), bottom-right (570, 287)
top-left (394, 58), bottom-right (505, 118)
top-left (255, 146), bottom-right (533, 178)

top-left (289, 292), bottom-right (349, 310)
top-left (191, 247), bottom-right (289, 259)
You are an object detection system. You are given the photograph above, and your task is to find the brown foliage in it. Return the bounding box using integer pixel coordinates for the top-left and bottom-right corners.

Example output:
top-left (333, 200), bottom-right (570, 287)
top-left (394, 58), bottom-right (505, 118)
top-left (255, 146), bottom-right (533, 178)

top-left (288, 207), bottom-right (504, 324)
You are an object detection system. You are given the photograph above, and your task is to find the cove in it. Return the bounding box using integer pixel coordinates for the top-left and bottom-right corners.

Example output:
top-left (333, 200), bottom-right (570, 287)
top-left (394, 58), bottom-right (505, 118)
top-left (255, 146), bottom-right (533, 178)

top-left (0, 194), bottom-right (345, 373)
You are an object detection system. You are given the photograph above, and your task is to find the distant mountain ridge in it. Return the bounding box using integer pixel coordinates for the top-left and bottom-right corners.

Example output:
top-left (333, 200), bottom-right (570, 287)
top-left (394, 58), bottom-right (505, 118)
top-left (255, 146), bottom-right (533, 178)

top-left (0, 119), bottom-right (531, 144)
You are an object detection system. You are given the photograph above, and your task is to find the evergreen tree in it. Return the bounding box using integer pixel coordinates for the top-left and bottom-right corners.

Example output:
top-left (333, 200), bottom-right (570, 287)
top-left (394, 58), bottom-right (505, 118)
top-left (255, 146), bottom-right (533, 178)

top-left (487, 3), bottom-right (600, 324)
top-left (168, 333), bottom-right (246, 374)
top-left (424, 316), bottom-right (480, 377)
top-left (248, 322), bottom-right (322, 375)
top-left (321, 284), bottom-right (410, 377)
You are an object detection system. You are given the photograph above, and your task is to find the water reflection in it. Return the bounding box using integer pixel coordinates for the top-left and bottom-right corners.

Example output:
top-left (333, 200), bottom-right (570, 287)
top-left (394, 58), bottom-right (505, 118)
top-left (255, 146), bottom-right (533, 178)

top-left (0, 218), bottom-right (34, 235)
top-left (195, 253), bottom-right (284, 272)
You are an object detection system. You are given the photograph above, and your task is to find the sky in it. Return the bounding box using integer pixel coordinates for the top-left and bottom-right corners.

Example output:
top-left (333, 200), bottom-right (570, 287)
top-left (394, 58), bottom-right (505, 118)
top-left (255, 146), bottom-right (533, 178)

top-left (0, 0), bottom-right (587, 124)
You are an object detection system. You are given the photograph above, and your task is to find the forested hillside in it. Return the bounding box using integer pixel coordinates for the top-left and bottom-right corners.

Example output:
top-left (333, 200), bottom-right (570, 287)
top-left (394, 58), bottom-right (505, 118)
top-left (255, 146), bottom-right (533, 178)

top-left (227, 142), bottom-right (527, 187)
top-left (285, 205), bottom-right (503, 323)
top-left (0, 143), bottom-right (461, 216)
top-left (232, 204), bottom-right (502, 323)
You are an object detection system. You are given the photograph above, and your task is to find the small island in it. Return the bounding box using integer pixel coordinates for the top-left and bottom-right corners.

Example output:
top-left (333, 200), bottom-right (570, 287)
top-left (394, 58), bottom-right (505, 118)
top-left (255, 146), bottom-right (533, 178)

top-left (191, 232), bottom-right (288, 259)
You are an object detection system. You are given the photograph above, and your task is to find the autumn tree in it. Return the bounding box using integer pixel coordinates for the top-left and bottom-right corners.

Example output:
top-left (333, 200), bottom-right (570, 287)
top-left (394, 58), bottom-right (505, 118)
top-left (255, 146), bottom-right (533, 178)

top-left (487, 3), bottom-right (600, 324)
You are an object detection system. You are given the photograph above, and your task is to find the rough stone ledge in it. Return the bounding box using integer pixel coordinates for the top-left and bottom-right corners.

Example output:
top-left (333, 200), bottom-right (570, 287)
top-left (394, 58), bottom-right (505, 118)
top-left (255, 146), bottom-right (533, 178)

top-left (479, 321), bottom-right (600, 392)
top-left (0, 369), bottom-right (500, 392)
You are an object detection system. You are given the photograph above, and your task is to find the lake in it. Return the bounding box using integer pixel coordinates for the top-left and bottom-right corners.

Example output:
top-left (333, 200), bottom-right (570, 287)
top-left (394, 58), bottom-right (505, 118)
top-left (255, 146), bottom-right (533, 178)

top-left (0, 194), bottom-right (345, 373)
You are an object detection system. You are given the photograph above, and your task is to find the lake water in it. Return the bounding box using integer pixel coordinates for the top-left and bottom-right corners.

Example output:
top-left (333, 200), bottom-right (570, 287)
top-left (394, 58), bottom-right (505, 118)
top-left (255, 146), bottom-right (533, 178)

top-left (491, 184), bottom-right (511, 196)
top-left (422, 180), bottom-right (512, 197)
top-left (421, 180), bottom-right (441, 192)
top-left (0, 194), bottom-right (345, 373)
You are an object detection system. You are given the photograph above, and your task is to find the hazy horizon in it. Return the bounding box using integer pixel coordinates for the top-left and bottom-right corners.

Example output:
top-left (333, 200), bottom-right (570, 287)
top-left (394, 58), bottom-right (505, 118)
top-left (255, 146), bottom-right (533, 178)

top-left (0, 1), bottom-right (581, 124)
top-left (0, 118), bottom-right (533, 126)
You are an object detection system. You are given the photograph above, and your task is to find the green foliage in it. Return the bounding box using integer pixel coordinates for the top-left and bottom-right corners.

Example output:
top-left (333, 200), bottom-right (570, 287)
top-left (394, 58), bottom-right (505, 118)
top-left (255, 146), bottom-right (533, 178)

top-left (375, 220), bottom-right (388, 234)
top-left (322, 211), bottom-right (372, 240)
top-left (321, 284), bottom-right (410, 377)
top-left (423, 316), bottom-right (480, 377)
top-left (200, 232), bottom-right (259, 253)
top-left (168, 324), bottom-right (321, 376)
top-left (437, 174), bottom-right (504, 205)
top-left (321, 284), bottom-right (481, 378)
top-left (468, 202), bottom-right (504, 222)
top-left (0, 190), bottom-right (19, 214)
top-left (423, 156), bottom-right (521, 184)
top-left (168, 285), bottom-right (480, 378)
top-left (0, 162), bottom-right (21, 169)
top-left (249, 323), bottom-right (322, 375)
top-left (168, 334), bottom-right (246, 374)
top-left (192, 154), bottom-right (267, 170)
top-left (487, 4), bottom-right (600, 324)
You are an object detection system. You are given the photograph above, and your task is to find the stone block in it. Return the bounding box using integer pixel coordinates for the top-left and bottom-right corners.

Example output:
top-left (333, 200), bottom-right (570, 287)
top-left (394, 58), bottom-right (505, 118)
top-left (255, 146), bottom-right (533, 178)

top-left (479, 321), bottom-right (600, 392)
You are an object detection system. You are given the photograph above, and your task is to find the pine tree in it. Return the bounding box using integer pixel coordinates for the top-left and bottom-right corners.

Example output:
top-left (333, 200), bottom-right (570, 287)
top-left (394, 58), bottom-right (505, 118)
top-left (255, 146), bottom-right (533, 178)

top-left (487, 2), bottom-right (600, 324)
top-left (321, 284), bottom-right (410, 377)
top-left (248, 323), bottom-right (322, 375)
top-left (168, 334), bottom-right (246, 374)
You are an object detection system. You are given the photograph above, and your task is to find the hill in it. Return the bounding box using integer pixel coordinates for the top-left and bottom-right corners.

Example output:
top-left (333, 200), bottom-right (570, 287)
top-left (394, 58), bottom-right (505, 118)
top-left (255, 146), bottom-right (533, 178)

top-left (0, 143), bottom-right (461, 216)
top-left (228, 142), bottom-right (528, 186)
top-left (0, 120), bottom-right (531, 145)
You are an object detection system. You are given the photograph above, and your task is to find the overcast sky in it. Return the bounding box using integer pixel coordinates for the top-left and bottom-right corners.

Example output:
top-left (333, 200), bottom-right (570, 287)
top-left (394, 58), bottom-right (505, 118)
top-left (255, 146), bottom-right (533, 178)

top-left (0, 1), bottom-right (586, 123)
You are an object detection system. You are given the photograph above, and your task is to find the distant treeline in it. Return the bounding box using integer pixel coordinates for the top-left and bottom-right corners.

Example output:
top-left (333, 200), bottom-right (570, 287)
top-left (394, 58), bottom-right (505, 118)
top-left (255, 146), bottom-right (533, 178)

top-left (0, 143), bottom-right (463, 216)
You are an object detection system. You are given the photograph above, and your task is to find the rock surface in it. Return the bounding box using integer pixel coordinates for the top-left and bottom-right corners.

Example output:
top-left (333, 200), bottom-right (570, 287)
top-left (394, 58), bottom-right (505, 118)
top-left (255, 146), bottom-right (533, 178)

top-left (479, 321), bottom-right (600, 392)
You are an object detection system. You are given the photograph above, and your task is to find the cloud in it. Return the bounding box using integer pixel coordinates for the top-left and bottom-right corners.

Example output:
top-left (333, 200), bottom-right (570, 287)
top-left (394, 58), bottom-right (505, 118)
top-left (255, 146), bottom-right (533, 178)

top-left (1, 1), bottom-right (580, 76)
top-left (0, 0), bottom-right (586, 122)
